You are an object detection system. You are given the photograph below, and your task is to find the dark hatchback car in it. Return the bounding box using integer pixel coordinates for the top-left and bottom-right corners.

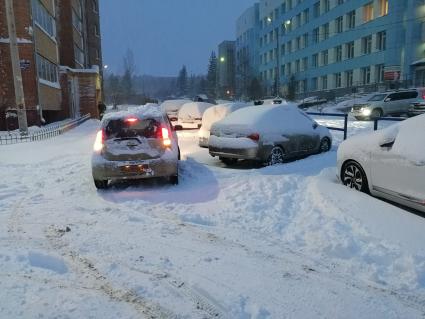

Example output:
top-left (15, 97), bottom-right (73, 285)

top-left (91, 107), bottom-right (180, 189)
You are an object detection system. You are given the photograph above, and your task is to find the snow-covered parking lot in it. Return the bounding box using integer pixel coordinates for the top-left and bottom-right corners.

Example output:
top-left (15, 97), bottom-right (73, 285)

top-left (1, 118), bottom-right (425, 318)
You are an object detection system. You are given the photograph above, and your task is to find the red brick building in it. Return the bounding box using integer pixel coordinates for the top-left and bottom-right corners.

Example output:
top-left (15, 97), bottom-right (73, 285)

top-left (0, 0), bottom-right (103, 131)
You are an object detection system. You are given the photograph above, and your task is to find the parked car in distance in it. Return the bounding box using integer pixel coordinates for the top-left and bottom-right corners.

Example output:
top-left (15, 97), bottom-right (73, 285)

top-left (160, 99), bottom-right (191, 122)
top-left (92, 106), bottom-right (180, 189)
top-left (198, 102), bottom-right (248, 147)
top-left (351, 89), bottom-right (424, 120)
top-left (209, 104), bottom-right (332, 166)
top-left (408, 96), bottom-right (425, 117)
top-left (175, 102), bottom-right (214, 130)
top-left (337, 114), bottom-right (425, 213)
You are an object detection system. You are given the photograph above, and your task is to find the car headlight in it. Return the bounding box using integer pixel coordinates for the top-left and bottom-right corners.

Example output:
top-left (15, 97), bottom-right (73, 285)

top-left (362, 108), bottom-right (371, 116)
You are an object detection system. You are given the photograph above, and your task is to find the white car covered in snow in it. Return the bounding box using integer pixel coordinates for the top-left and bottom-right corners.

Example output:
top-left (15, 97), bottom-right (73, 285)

top-left (338, 114), bottom-right (425, 213)
top-left (175, 102), bottom-right (214, 130)
top-left (209, 104), bottom-right (332, 166)
top-left (198, 102), bottom-right (248, 147)
top-left (160, 99), bottom-right (191, 122)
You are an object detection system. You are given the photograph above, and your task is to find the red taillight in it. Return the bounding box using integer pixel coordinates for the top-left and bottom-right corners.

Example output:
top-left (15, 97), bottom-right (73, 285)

top-left (93, 129), bottom-right (104, 152)
top-left (248, 133), bottom-right (260, 141)
top-left (159, 126), bottom-right (172, 147)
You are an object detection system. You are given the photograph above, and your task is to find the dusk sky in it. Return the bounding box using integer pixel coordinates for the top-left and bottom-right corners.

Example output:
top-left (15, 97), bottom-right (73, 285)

top-left (100, 0), bottom-right (255, 77)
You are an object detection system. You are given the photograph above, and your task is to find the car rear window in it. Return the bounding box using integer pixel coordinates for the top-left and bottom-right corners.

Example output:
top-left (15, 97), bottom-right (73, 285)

top-left (104, 118), bottom-right (162, 140)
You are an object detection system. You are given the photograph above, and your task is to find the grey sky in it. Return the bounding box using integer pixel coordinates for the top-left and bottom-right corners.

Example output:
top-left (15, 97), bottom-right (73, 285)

top-left (100, 0), bottom-right (254, 77)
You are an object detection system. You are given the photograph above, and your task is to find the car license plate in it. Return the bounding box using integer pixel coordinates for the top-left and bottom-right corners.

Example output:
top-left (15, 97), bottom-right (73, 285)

top-left (120, 164), bottom-right (149, 173)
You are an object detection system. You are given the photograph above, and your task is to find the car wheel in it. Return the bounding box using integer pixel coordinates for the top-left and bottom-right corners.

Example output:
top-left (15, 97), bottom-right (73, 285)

top-left (220, 157), bottom-right (238, 165)
top-left (267, 146), bottom-right (285, 166)
top-left (94, 179), bottom-right (108, 189)
top-left (319, 137), bottom-right (331, 153)
top-left (169, 175), bottom-right (179, 185)
top-left (371, 108), bottom-right (383, 120)
top-left (178, 147), bottom-right (181, 160)
top-left (341, 161), bottom-right (369, 193)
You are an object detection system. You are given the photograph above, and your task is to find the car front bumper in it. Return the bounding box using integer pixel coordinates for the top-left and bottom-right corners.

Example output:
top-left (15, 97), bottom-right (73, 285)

top-left (92, 155), bottom-right (178, 181)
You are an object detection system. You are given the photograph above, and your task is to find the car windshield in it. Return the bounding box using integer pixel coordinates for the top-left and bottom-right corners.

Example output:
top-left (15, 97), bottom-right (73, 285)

top-left (104, 118), bottom-right (161, 140)
top-left (368, 94), bottom-right (387, 101)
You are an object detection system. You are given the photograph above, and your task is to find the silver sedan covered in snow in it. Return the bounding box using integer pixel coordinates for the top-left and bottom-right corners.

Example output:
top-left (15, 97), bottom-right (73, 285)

top-left (208, 104), bottom-right (332, 166)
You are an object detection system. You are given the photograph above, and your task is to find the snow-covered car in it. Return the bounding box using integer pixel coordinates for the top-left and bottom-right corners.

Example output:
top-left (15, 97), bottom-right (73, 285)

top-left (337, 114), bottom-right (425, 213)
top-left (160, 99), bottom-right (191, 122)
top-left (209, 104), bottom-right (332, 166)
top-left (175, 102), bottom-right (214, 130)
top-left (91, 106), bottom-right (180, 189)
top-left (198, 102), bottom-right (247, 147)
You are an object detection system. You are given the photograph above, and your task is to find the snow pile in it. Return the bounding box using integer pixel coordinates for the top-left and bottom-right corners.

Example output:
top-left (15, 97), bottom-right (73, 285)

top-left (178, 102), bottom-right (214, 121)
top-left (393, 114), bottom-right (425, 165)
top-left (160, 99), bottom-right (191, 113)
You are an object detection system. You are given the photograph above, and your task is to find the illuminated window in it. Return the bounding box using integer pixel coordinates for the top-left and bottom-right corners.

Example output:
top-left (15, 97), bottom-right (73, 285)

top-left (363, 2), bottom-right (374, 23)
top-left (379, 0), bottom-right (388, 16)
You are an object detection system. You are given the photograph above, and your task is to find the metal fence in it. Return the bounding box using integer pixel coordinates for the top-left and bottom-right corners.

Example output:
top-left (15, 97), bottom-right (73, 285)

top-left (373, 117), bottom-right (407, 131)
top-left (0, 114), bottom-right (91, 145)
top-left (307, 112), bottom-right (349, 140)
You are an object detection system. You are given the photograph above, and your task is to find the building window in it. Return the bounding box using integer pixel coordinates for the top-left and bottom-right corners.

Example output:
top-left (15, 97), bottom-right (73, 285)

top-left (36, 54), bottom-right (58, 83)
top-left (286, 63), bottom-right (292, 76)
top-left (72, 9), bottom-right (83, 33)
top-left (302, 57), bottom-right (308, 71)
top-left (377, 31), bottom-right (386, 50)
top-left (322, 23), bottom-right (329, 40)
top-left (335, 16), bottom-right (343, 33)
top-left (379, 0), bottom-right (388, 16)
top-left (303, 33), bottom-right (309, 48)
top-left (334, 73), bottom-right (342, 88)
top-left (361, 35), bottom-right (372, 54)
top-left (312, 53), bottom-right (319, 67)
top-left (346, 41), bottom-right (355, 59)
top-left (313, 27), bottom-right (320, 43)
top-left (347, 10), bottom-right (356, 29)
top-left (281, 44), bottom-right (286, 55)
top-left (31, 0), bottom-right (56, 37)
top-left (296, 37), bottom-right (301, 50)
top-left (324, 0), bottom-right (330, 12)
top-left (322, 50), bottom-right (328, 66)
top-left (287, 41), bottom-right (292, 54)
top-left (281, 2), bottom-right (286, 14)
top-left (296, 60), bottom-right (300, 72)
top-left (361, 66), bottom-right (371, 84)
top-left (313, 1), bottom-right (320, 18)
top-left (296, 13), bottom-right (301, 28)
top-left (335, 45), bottom-right (342, 62)
top-left (93, 0), bottom-right (98, 12)
top-left (321, 76), bottom-right (328, 90)
top-left (345, 70), bottom-right (353, 87)
top-left (376, 64), bottom-right (385, 82)
top-left (363, 2), bottom-right (374, 23)
top-left (281, 64), bottom-right (285, 76)
top-left (94, 24), bottom-right (100, 37)
top-left (311, 77), bottom-right (318, 90)
top-left (337, 0), bottom-right (344, 4)
top-left (74, 44), bottom-right (85, 66)
top-left (303, 8), bottom-right (309, 24)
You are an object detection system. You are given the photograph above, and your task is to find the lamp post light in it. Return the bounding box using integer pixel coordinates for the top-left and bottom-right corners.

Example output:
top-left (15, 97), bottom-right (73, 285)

top-left (267, 17), bottom-right (291, 97)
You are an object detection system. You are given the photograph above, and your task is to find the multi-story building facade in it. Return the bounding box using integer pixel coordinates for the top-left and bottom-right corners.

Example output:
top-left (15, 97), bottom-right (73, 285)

top-left (0, 0), bottom-right (102, 131)
top-left (236, 3), bottom-right (260, 98)
top-left (217, 40), bottom-right (236, 98)
top-left (257, 0), bottom-right (425, 98)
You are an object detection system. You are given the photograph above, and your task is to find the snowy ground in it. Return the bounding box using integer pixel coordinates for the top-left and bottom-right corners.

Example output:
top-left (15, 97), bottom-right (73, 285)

top-left (1, 118), bottom-right (425, 319)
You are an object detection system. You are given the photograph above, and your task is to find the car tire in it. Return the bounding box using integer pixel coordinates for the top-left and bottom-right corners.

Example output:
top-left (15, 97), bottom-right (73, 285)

top-left (371, 108), bottom-right (383, 120)
top-left (220, 157), bottom-right (238, 165)
top-left (178, 147), bottom-right (181, 161)
top-left (267, 146), bottom-right (286, 166)
top-left (94, 179), bottom-right (108, 190)
top-left (169, 175), bottom-right (179, 185)
top-left (341, 161), bottom-right (369, 193)
top-left (319, 137), bottom-right (331, 153)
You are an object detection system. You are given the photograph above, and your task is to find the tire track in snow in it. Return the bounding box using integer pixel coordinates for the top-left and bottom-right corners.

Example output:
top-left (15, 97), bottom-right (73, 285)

top-left (44, 225), bottom-right (177, 319)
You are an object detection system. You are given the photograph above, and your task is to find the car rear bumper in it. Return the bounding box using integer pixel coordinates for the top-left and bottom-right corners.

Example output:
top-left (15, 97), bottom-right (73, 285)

top-left (209, 146), bottom-right (259, 160)
top-left (198, 137), bottom-right (209, 148)
top-left (92, 155), bottom-right (178, 181)
top-left (408, 108), bottom-right (425, 117)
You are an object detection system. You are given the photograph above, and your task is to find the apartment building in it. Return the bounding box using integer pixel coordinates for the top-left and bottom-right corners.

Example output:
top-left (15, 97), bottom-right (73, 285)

top-left (236, 3), bottom-right (260, 97)
top-left (257, 0), bottom-right (425, 98)
top-left (217, 40), bottom-right (236, 98)
top-left (0, 0), bottom-right (102, 131)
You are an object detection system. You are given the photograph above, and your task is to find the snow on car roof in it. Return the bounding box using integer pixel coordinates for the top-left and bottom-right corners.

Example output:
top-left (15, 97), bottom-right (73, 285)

top-left (102, 105), bottom-right (164, 121)
top-left (160, 99), bottom-right (191, 112)
top-left (393, 114), bottom-right (425, 164)
top-left (201, 102), bottom-right (247, 131)
top-left (178, 102), bottom-right (214, 119)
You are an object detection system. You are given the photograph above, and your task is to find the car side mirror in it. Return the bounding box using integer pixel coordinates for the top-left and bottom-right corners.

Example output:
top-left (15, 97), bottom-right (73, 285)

top-left (312, 123), bottom-right (318, 129)
top-left (379, 137), bottom-right (395, 148)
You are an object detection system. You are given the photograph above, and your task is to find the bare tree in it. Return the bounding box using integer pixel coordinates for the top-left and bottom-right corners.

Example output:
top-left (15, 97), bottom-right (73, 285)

top-left (121, 49), bottom-right (136, 102)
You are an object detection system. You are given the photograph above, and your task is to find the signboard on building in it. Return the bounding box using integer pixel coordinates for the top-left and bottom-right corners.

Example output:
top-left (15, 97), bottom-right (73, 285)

top-left (384, 65), bottom-right (401, 81)
top-left (20, 60), bottom-right (30, 71)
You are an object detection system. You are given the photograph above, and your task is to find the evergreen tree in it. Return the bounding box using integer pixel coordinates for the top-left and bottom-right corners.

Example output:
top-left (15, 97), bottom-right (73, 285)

top-left (121, 49), bottom-right (136, 102)
top-left (177, 65), bottom-right (188, 97)
top-left (105, 73), bottom-right (122, 107)
top-left (206, 51), bottom-right (217, 99)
